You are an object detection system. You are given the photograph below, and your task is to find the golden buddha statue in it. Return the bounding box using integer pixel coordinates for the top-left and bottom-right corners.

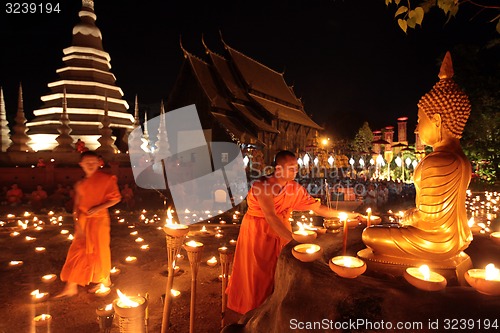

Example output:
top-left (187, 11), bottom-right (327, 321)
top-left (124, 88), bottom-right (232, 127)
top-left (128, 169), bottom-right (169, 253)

top-left (360, 52), bottom-right (473, 267)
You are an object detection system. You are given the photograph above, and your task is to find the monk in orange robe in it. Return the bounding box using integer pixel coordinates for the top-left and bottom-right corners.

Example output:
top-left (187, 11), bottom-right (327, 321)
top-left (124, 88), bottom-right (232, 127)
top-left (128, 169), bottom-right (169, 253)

top-left (55, 151), bottom-right (121, 298)
top-left (227, 150), bottom-right (358, 314)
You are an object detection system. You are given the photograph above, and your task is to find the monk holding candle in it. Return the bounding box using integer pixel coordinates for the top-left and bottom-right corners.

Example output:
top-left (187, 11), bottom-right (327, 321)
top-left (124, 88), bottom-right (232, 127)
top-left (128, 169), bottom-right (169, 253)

top-left (55, 151), bottom-right (122, 298)
top-left (226, 150), bottom-right (358, 314)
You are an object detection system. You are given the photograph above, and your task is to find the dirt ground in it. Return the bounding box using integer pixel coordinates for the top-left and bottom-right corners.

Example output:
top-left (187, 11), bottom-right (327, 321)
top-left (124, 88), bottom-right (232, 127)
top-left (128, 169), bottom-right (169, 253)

top-left (0, 208), bottom-right (243, 333)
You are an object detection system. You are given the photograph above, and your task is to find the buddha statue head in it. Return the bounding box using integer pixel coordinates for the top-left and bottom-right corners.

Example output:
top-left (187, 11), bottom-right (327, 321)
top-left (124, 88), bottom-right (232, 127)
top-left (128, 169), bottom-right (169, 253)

top-left (417, 52), bottom-right (471, 142)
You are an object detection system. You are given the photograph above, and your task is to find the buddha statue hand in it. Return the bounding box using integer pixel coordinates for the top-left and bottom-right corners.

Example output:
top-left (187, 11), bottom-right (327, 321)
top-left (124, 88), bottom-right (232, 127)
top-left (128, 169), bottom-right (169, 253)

top-left (399, 208), bottom-right (419, 227)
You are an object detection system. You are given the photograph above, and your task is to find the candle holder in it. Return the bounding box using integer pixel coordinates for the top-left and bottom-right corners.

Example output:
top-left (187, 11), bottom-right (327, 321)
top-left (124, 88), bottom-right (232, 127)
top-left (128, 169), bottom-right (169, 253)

top-left (292, 244), bottom-right (323, 262)
top-left (96, 304), bottom-right (114, 333)
top-left (465, 264), bottom-right (500, 296)
top-left (161, 224), bottom-right (189, 333)
top-left (292, 230), bottom-right (317, 243)
top-left (360, 215), bottom-right (382, 226)
top-left (33, 314), bottom-right (52, 327)
top-left (218, 246), bottom-right (234, 328)
top-left (490, 232), bottom-right (500, 246)
top-left (207, 256), bottom-right (218, 267)
top-left (31, 289), bottom-right (49, 303)
top-left (183, 241), bottom-right (204, 333)
top-left (323, 217), bottom-right (342, 233)
top-left (113, 293), bottom-right (148, 333)
top-left (329, 256), bottom-right (366, 278)
top-left (41, 274), bottom-right (57, 284)
top-left (404, 266), bottom-right (447, 291)
top-left (94, 284), bottom-right (112, 297)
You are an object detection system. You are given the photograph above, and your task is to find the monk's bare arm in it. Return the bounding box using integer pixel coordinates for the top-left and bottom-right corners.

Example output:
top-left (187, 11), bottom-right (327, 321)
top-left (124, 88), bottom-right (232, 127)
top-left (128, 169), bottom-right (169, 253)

top-left (254, 182), bottom-right (293, 242)
top-left (72, 182), bottom-right (81, 219)
top-left (87, 198), bottom-right (122, 215)
top-left (313, 205), bottom-right (359, 220)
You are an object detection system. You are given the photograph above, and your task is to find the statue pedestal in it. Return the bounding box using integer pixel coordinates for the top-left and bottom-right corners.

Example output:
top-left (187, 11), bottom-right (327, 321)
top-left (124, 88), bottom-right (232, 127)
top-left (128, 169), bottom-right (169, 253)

top-left (357, 248), bottom-right (473, 286)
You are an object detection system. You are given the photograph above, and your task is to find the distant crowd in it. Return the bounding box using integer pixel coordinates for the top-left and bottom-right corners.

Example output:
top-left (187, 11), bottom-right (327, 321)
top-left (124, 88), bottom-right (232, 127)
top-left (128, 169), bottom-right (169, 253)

top-left (0, 182), bottom-right (137, 213)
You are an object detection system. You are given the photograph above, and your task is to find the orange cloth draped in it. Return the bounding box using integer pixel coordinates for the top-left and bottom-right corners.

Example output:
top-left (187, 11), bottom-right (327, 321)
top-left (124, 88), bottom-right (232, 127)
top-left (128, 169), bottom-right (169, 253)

top-left (60, 171), bottom-right (121, 286)
top-left (226, 181), bottom-right (320, 314)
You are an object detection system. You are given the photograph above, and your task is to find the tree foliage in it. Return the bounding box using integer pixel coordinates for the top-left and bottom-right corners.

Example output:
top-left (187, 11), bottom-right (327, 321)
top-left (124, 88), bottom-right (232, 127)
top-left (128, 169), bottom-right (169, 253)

top-left (387, 0), bottom-right (500, 34)
top-left (351, 122), bottom-right (374, 154)
top-left (453, 43), bottom-right (500, 184)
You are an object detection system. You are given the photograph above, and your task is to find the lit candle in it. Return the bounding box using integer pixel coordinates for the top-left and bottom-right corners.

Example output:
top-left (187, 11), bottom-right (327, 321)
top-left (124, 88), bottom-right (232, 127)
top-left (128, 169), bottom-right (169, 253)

top-left (96, 303), bottom-right (114, 317)
top-left (114, 289), bottom-right (146, 309)
top-left (229, 239), bottom-right (237, 246)
top-left (366, 208), bottom-right (372, 227)
top-left (329, 256), bottom-right (366, 278)
top-left (490, 232), bottom-right (500, 246)
top-left (41, 274), bottom-right (57, 283)
top-left (31, 289), bottom-right (49, 302)
top-left (130, 231), bottom-right (138, 236)
top-left (125, 256), bottom-right (137, 264)
top-left (35, 247), bottom-right (46, 253)
top-left (163, 207), bottom-right (189, 237)
top-left (404, 265), bottom-right (447, 291)
top-left (185, 240), bottom-right (203, 248)
top-left (140, 244), bottom-right (150, 251)
top-left (94, 283), bottom-right (111, 297)
top-left (292, 244), bottom-right (322, 262)
top-left (339, 212), bottom-right (348, 256)
top-left (292, 229), bottom-right (317, 243)
top-left (135, 237), bottom-right (144, 243)
top-left (171, 289), bottom-right (181, 297)
top-left (60, 229), bottom-right (69, 235)
top-left (200, 226), bottom-right (209, 234)
top-left (33, 314), bottom-right (52, 326)
top-left (207, 256), bottom-right (218, 267)
top-left (8, 260), bottom-right (23, 268)
top-left (110, 267), bottom-right (121, 276)
top-left (219, 220), bottom-right (226, 224)
top-left (465, 263), bottom-right (500, 296)
top-left (215, 233), bottom-right (224, 239)
top-left (10, 231), bottom-right (20, 237)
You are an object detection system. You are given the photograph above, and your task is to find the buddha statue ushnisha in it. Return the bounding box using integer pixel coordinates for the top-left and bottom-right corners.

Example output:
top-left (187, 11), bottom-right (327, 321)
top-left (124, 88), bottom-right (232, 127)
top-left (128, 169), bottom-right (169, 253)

top-left (361, 52), bottom-right (473, 262)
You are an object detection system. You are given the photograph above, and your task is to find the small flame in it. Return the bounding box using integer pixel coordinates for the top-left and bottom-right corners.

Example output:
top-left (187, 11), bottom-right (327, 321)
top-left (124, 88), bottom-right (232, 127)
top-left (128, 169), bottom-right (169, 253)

top-left (366, 208), bottom-right (372, 214)
top-left (485, 263), bottom-right (500, 281)
top-left (96, 283), bottom-right (110, 294)
top-left (343, 256), bottom-right (352, 267)
top-left (338, 212), bottom-right (348, 222)
top-left (105, 303), bottom-right (113, 311)
top-left (116, 289), bottom-right (140, 308)
top-left (305, 247), bottom-right (317, 254)
top-left (166, 207), bottom-right (174, 225)
top-left (468, 217), bottom-right (475, 227)
top-left (419, 265), bottom-right (431, 281)
top-left (186, 240), bottom-right (201, 247)
top-left (171, 289), bottom-right (181, 297)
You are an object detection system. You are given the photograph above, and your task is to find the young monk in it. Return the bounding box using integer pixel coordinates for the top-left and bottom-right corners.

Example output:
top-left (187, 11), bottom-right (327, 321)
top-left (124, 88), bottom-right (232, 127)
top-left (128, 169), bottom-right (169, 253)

top-left (226, 150), bottom-right (359, 314)
top-left (55, 151), bottom-right (122, 298)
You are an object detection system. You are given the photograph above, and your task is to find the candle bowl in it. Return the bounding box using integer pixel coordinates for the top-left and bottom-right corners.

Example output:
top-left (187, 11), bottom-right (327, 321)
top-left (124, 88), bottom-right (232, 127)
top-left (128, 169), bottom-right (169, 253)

top-left (404, 268), bottom-right (447, 291)
top-left (360, 215), bottom-right (382, 225)
top-left (490, 232), bottom-right (500, 246)
top-left (41, 274), bottom-right (57, 284)
top-left (113, 296), bottom-right (147, 317)
top-left (34, 314), bottom-right (52, 326)
top-left (163, 224), bottom-right (189, 238)
top-left (323, 218), bottom-right (342, 233)
top-left (292, 244), bottom-right (323, 262)
top-left (329, 256), bottom-right (366, 278)
top-left (465, 269), bottom-right (500, 296)
top-left (292, 230), bottom-right (317, 243)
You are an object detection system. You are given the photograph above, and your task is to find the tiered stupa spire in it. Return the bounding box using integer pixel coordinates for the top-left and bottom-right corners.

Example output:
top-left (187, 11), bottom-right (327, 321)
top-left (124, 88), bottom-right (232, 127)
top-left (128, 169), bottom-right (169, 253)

top-left (127, 94), bottom-right (144, 155)
top-left (140, 112), bottom-right (151, 153)
top-left (154, 100), bottom-right (170, 160)
top-left (54, 88), bottom-right (74, 152)
top-left (0, 87), bottom-right (11, 152)
top-left (26, 0), bottom-right (133, 151)
top-left (96, 94), bottom-right (117, 153)
top-left (7, 84), bottom-right (33, 152)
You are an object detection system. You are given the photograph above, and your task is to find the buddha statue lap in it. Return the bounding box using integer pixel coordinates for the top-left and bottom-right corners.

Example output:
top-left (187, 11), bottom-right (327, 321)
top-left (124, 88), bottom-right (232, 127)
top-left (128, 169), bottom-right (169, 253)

top-left (359, 52), bottom-right (473, 276)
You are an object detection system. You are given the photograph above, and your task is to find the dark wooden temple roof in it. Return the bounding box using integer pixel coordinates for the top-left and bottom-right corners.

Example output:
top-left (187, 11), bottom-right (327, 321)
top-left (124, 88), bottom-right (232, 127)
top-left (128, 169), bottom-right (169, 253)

top-left (231, 103), bottom-right (279, 133)
top-left (225, 45), bottom-right (303, 108)
top-left (208, 51), bottom-right (249, 102)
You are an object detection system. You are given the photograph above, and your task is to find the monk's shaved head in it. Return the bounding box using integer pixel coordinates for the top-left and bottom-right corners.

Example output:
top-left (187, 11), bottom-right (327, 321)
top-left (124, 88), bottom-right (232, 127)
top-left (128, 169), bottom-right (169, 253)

top-left (273, 150), bottom-right (296, 167)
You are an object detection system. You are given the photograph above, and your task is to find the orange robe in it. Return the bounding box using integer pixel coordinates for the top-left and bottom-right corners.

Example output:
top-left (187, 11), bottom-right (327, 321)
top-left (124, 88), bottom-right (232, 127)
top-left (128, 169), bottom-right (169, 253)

top-left (60, 171), bottom-right (121, 286)
top-left (226, 181), bottom-right (320, 314)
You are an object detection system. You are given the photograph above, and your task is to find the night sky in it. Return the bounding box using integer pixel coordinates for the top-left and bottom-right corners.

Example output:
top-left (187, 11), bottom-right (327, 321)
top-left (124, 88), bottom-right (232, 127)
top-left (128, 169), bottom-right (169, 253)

top-left (0, 0), bottom-right (496, 139)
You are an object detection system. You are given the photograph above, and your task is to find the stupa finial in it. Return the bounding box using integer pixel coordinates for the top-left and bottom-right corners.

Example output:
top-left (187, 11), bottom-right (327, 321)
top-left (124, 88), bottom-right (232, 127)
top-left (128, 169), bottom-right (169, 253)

top-left (82, 0), bottom-right (94, 11)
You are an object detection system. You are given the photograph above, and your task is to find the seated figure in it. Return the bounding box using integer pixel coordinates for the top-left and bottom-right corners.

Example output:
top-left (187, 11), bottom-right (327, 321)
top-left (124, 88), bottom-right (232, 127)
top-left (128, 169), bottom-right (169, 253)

top-left (362, 52), bottom-right (472, 261)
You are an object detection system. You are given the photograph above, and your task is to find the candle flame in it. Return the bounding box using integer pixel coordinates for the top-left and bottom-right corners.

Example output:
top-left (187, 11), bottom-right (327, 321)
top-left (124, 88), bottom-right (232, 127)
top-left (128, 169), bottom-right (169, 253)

top-left (105, 303), bottom-right (113, 311)
top-left (166, 207), bottom-right (175, 225)
top-left (186, 240), bottom-right (201, 247)
top-left (306, 247), bottom-right (316, 254)
top-left (343, 256), bottom-right (352, 267)
top-left (96, 283), bottom-right (110, 294)
top-left (419, 265), bottom-right (431, 281)
top-left (171, 289), bottom-right (181, 297)
top-left (485, 263), bottom-right (500, 281)
top-left (366, 208), bottom-right (372, 213)
top-left (116, 289), bottom-right (140, 308)
top-left (468, 217), bottom-right (475, 227)
top-left (338, 212), bottom-right (348, 222)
